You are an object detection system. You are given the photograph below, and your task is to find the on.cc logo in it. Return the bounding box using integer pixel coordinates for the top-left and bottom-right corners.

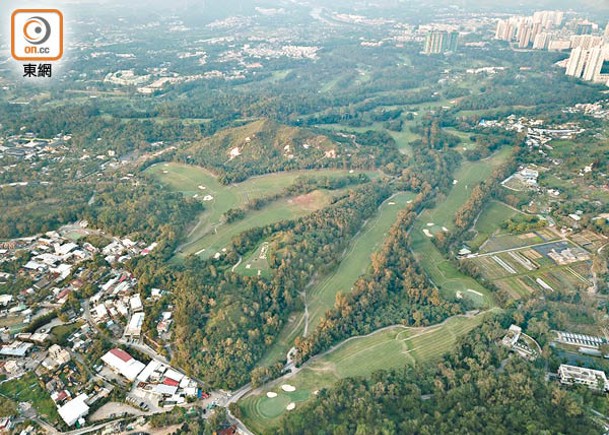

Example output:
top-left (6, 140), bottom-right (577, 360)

top-left (11, 9), bottom-right (63, 61)
top-left (23, 16), bottom-right (52, 45)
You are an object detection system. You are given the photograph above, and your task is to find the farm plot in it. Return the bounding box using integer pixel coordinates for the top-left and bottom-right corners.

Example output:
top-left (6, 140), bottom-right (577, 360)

top-left (467, 240), bottom-right (593, 300)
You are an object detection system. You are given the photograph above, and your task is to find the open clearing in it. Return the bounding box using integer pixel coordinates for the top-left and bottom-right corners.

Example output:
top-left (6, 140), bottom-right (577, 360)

top-left (410, 148), bottom-right (512, 307)
top-left (146, 163), bottom-right (377, 259)
top-left (467, 201), bottom-right (522, 250)
top-left (257, 192), bottom-right (416, 367)
top-left (0, 372), bottom-right (60, 425)
top-left (239, 312), bottom-right (489, 433)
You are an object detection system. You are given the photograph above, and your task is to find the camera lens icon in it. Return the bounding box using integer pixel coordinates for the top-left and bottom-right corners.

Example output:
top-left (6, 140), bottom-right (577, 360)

top-left (23, 16), bottom-right (51, 45)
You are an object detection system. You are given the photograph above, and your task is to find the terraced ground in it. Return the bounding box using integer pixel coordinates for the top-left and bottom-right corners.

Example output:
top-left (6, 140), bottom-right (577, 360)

top-left (256, 191), bottom-right (417, 367)
top-left (239, 312), bottom-right (491, 434)
top-left (146, 163), bottom-right (377, 259)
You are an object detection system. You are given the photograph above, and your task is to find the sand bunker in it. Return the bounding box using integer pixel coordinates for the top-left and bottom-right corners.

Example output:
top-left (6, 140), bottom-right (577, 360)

top-left (442, 227), bottom-right (449, 232)
top-left (423, 229), bottom-right (434, 238)
top-left (286, 403), bottom-right (296, 411)
top-left (453, 180), bottom-right (458, 185)
top-left (266, 392), bottom-right (278, 398)
top-left (427, 223), bottom-right (434, 227)
top-left (467, 289), bottom-right (483, 297)
top-left (281, 384), bottom-right (296, 392)
top-left (456, 291), bottom-right (463, 299)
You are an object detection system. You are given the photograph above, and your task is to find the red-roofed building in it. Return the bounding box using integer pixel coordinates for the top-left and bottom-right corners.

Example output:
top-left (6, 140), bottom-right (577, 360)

top-left (110, 348), bottom-right (132, 363)
top-left (163, 378), bottom-right (179, 387)
top-left (216, 425), bottom-right (237, 435)
top-left (56, 288), bottom-right (71, 302)
top-left (101, 348), bottom-right (145, 381)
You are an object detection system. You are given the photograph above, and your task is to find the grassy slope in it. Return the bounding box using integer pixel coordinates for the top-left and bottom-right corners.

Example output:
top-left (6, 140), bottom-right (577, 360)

top-left (146, 163), bottom-right (377, 258)
top-left (239, 312), bottom-right (489, 433)
top-left (184, 190), bottom-right (333, 260)
top-left (468, 200), bottom-right (521, 250)
top-left (306, 191), bottom-right (417, 330)
top-left (410, 147), bottom-right (512, 307)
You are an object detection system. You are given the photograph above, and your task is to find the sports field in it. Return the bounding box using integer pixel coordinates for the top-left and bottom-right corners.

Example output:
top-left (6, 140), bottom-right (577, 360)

top-left (239, 312), bottom-right (489, 433)
top-left (409, 148), bottom-right (512, 307)
top-left (146, 163), bottom-right (377, 259)
top-left (182, 190), bottom-right (333, 260)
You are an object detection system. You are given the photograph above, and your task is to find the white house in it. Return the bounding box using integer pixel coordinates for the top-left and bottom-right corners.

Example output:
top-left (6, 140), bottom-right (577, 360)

top-left (558, 364), bottom-right (609, 391)
top-left (101, 348), bottom-right (145, 381)
top-left (57, 394), bottom-right (89, 427)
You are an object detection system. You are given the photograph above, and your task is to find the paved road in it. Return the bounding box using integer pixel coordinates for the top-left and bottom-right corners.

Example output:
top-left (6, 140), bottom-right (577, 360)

top-left (224, 384), bottom-right (255, 435)
top-left (473, 239), bottom-right (569, 258)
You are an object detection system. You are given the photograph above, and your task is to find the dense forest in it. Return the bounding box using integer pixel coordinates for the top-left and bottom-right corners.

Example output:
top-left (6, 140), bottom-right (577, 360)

top-left (171, 183), bottom-right (392, 388)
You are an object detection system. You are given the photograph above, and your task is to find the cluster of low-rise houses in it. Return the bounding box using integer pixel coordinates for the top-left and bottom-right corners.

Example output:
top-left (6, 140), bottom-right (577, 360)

top-left (100, 347), bottom-right (202, 407)
top-left (565, 100), bottom-right (609, 120)
top-left (0, 131), bottom-right (70, 163)
top-left (0, 224), bottom-right (195, 431)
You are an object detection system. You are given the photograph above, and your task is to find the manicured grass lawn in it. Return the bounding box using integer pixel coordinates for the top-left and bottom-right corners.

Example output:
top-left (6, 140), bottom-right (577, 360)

top-left (307, 192), bottom-right (417, 330)
top-left (147, 163), bottom-right (378, 259)
top-left (389, 122), bottom-right (419, 155)
top-left (178, 190), bottom-right (333, 259)
top-left (410, 148), bottom-right (512, 307)
top-left (257, 311), bottom-right (306, 367)
top-left (444, 128), bottom-right (476, 151)
top-left (318, 120), bottom-right (419, 156)
top-left (239, 312), bottom-right (490, 433)
top-left (0, 373), bottom-right (60, 425)
top-left (234, 241), bottom-right (273, 278)
top-left (468, 201), bottom-right (521, 250)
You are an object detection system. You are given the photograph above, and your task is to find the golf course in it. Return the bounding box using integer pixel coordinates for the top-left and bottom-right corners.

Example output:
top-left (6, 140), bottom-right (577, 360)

top-left (239, 312), bottom-right (491, 433)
